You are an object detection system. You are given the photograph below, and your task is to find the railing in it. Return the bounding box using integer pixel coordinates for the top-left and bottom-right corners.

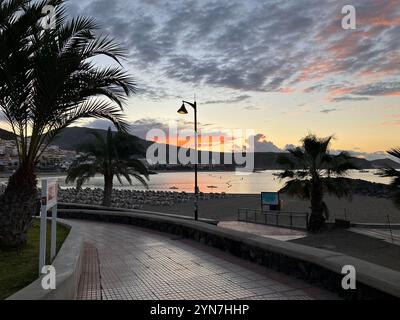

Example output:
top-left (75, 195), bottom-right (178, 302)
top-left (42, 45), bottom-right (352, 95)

top-left (237, 208), bottom-right (309, 230)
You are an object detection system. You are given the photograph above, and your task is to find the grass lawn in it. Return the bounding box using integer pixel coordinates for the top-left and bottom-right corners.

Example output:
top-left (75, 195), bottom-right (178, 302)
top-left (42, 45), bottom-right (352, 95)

top-left (0, 220), bottom-right (70, 300)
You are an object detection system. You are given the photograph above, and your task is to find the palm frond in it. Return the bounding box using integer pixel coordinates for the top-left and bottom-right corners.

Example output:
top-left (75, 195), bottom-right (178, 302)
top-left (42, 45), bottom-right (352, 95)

top-left (276, 169), bottom-right (295, 179)
top-left (65, 162), bottom-right (99, 189)
top-left (1, 0), bottom-right (135, 167)
top-left (66, 128), bottom-right (149, 194)
top-left (128, 171), bottom-right (149, 189)
top-left (322, 177), bottom-right (352, 198)
top-left (380, 167), bottom-right (400, 178)
top-left (387, 148), bottom-right (400, 160)
top-left (281, 179), bottom-right (311, 199)
top-left (82, 35), bottom-right (127, 64)
top-left (126, 158), bottom-right (149, 177)
top-left (288, 147), bottom-right (305, 162)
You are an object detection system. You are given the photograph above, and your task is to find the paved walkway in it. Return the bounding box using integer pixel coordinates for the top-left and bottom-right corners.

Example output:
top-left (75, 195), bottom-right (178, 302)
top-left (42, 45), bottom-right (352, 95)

top-left (218, 221), bottom-right (307, 241)
top-left (72, 220), bottom-right (338, 300)
top-left (351, 228), bottom-right (400, 246)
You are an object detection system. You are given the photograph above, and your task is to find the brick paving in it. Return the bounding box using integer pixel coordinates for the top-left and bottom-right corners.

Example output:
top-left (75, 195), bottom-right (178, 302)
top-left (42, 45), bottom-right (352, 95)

top-left (73, 220), bottom-right (338, 300)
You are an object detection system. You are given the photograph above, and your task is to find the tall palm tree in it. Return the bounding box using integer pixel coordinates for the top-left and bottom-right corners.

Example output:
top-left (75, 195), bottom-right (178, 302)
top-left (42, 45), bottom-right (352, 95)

top-left (66, 128), bottom-right (149, 207)
top-left (277, 134), bottom-right (356, 232)
top-left (380, 148), bottom-right (400, 208)
top-left (0, 0), bottom-right (135, 248)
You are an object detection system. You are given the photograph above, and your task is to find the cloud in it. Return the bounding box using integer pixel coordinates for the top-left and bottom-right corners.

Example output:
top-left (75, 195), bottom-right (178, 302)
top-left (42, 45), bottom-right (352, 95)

top-left (86, 117), bottom-right (216, 140)
top-left (63, 0), bottom-right (400, 157)
top-left (83, 118), bottom-right (400, 162)
top-left (203, 95), bottom-right (250, 105)
top-left (129, 118), bottom-right (174, 139)
top-left (243, 105), bottom-right (260, 111)
top-left (65, 0), bottom-right (400, 97)
top-left (283, 144), bottom-right (298, 151)
top-left (382, 120), bottom-right (400, 126)
top-left (85, 118), bottom-right (176, 139)
top-left (331, 96), bottom-right (370, 102)
top-left (84, 119), bottom-right (118, 131)
top-left (135, 83), bottom-right (178, 101)
top-left (352, 82), bottom-right (400, 97)
top-left (381, 114), bottom-right (400, 127)
top-left (320, 108), bottom-right (339, 114)
top-left (307, 80), bottom-right (400, 102)
top-left (247, 134), bottom-right (283, 152)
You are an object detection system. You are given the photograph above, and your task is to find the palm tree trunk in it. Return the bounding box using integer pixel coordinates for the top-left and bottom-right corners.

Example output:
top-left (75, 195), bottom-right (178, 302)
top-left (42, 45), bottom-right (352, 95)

top-left (0, 161), bottom-right (39, 249)
top-left (102, 174), bottom-right (113, 207)
top-left (309, 179), bottom-right (325, 233)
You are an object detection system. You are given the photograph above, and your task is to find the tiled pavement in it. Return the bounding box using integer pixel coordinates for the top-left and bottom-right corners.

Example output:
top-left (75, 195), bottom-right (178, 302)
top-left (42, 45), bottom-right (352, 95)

top-left (73, 220), bottom-right (338, 300)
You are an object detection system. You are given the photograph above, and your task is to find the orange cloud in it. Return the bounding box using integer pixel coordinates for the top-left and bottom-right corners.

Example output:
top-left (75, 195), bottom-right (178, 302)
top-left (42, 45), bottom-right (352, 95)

top-left (382, 120), bottom-right (400, 126)
top-left (383, 91), bottom-right (400, 97)
top-left (278, 87), bottom-right (295, 93)
top-left (359, 0), bottom-right (400, 27)
top-left (358, 69), bottom-right (396, 79)
top-left (329, 88), bottom-right (354, 96)
top-left (150, 134), bottom-right (242, 153)
top-left (365, 16), bottom-right (400, 26)
top-left (295, 60), bottom-right (342, 83)
top-left (324, 87), bottom-right (354, 101)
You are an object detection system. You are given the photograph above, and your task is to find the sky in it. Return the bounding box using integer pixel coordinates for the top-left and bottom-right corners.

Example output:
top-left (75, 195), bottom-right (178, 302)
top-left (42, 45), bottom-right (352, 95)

top-left (6, 0), bottom-right (400, 159)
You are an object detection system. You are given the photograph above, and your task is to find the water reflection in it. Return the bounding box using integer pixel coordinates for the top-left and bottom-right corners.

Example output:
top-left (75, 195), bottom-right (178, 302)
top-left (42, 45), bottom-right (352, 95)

top-left (0, 169), bottom-right (390, 194)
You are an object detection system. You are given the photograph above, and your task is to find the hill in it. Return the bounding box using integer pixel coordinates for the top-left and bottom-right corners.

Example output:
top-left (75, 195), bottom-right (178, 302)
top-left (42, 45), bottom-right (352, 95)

top-left (48, 127), bottom-right (390, 170)
top-left (0, 126), bottom-right (396, 170)
top-left (0, 128), bottom-right (15, 140)
top-left (370, 158), bottom-right (400, 169)
top-left (49, 127), bottom-right (152, 151)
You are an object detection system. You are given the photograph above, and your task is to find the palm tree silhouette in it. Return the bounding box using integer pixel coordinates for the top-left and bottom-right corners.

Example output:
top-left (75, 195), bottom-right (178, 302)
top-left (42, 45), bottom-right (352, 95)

top-left (380, 148), bottom-right (400, 209)
top-left (66, 128), bottom-right (149, 207)
top-left (0, 0), bottom-right (135, 248)
top-left (277, 134), bottom-right (356, 232)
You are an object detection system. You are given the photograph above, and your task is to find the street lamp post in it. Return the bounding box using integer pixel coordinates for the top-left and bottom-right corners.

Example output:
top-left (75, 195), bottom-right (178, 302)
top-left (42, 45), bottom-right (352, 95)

top-left (177, 100), bottom-right (199, 221)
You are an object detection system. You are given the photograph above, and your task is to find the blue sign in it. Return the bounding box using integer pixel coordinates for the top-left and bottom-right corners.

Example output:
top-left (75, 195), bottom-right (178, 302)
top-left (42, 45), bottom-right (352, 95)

top-left (261, 192), bottom-right (279, 205)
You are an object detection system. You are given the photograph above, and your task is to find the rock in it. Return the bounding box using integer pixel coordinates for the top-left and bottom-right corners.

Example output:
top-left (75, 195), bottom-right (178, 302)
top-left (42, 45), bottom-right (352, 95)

top-left (40, 187), bottom-right (229, 210)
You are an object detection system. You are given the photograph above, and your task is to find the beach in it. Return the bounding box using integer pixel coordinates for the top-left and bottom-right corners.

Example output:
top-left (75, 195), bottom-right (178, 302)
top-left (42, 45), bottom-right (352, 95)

top-left (1, 170), bottom-right (398, 223)
top-left (140, 193), bottom-right (400, 224)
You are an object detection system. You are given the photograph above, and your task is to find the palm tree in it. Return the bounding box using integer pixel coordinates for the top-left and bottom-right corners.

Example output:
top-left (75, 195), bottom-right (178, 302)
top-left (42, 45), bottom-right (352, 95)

top-left (277, 134), bottom-right (356, 232)
top-left (0, 0), bottom-right (135, 248)
top-left (380, 148), bottom-right (400, 208)
top-left (66, 128), bottom-right (149, 207)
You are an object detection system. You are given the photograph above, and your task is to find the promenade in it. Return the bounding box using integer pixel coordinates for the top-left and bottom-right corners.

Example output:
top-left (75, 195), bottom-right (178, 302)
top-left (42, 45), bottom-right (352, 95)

top-left (74, 220), bottom-right (338, 300)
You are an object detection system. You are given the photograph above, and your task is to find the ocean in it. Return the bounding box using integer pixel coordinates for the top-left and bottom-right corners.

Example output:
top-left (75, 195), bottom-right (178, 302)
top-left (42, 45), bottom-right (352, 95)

top-left (0, 169), bottom-right (390, 194)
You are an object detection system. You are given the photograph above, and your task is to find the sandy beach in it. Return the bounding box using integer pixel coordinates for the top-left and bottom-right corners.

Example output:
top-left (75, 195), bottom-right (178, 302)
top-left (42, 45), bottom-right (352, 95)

top-left (141, 193), bottom-right (400, 224)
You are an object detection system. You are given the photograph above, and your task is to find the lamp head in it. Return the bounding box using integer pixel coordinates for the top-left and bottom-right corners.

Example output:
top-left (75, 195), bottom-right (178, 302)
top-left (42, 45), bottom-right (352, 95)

top-left (177, 103), bottom-right (188, 114)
